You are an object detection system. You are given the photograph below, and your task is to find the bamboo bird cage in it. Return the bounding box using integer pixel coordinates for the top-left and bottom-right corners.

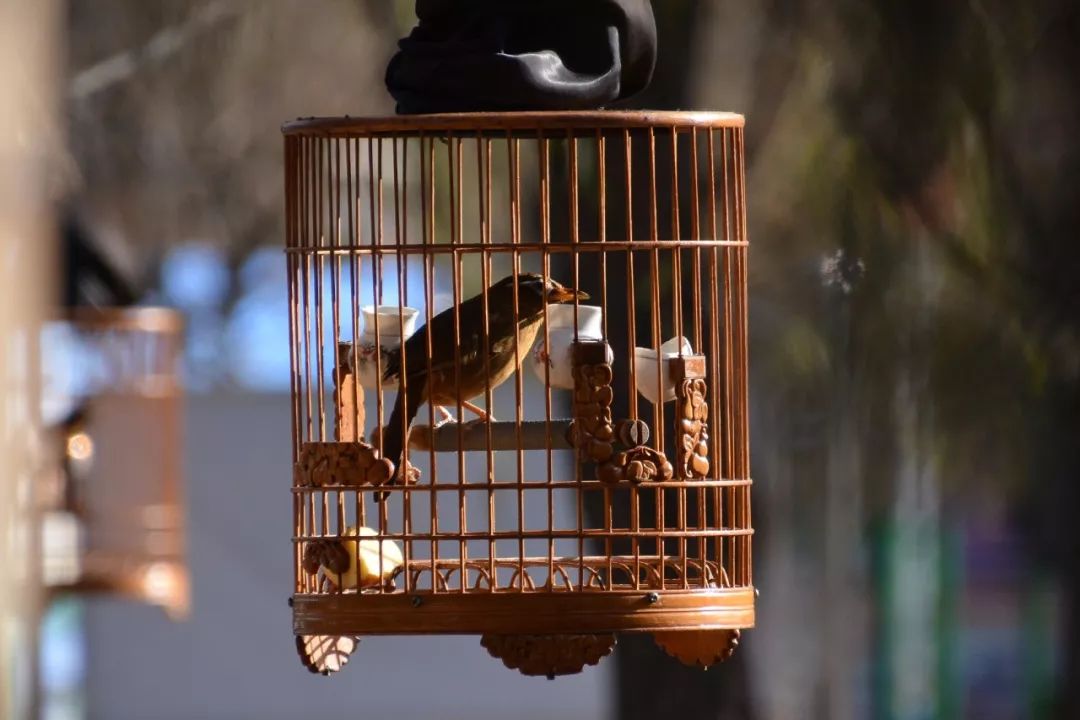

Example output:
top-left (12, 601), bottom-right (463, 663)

top-left (284, 111), bottom-right (752, 676)
top-left (41, 308), bottom-right (189, 618)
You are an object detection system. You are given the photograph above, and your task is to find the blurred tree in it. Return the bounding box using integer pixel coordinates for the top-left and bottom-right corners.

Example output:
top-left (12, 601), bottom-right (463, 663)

top-left (65, 0), bottom-right (398, 296)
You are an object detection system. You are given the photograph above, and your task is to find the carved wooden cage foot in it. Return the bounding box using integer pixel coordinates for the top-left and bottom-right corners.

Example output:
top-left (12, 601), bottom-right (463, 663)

top-left (284, 111), bottom-right (753, 677)
top-left (481, 633), bottom-right (617, 678)
top-left (296, 627), bottom-right (739, 678)
top-left (652, 629), bottom-right (741, 669)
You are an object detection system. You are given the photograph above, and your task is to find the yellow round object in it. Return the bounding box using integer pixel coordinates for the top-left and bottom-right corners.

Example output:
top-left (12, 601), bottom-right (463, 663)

top-left (323, 527), bottom-right (403, 590)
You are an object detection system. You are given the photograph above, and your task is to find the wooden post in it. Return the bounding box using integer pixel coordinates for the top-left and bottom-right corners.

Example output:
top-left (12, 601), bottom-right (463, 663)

top-left (571, 340), bottom-right (616, 466)
top-left (334, 342), bottom-right (364, 442)
top-left (671, 355), bottom-right (710, 479)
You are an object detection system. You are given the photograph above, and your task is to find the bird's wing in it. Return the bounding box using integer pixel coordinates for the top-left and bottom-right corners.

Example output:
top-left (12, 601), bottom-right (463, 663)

top-left (395, 293), bottom-right (518, 381)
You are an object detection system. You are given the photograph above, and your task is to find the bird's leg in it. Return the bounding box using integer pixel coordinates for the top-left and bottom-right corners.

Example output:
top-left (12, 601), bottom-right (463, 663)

top-left (434, 405), bottom-right (455, 428)
top-left (461, 400), bottom-right (493, 423)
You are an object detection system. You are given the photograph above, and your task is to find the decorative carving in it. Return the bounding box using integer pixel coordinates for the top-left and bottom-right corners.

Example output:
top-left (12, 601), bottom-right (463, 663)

top-left (567, 341), bottom-right (675, 486)
top-left (598, 445), bottom-right (674, 485)
top-left (652, 629), bottom-right (740, 669)
top-left (570, 341), bottom-right (616, 465)
top-left (480, 633), bottom-right (616, 678)
top-left (302, 539), bottom-right (350, 576)
top-left (293, 442), bottom-right (396, 489)
top-left (672, 356), bottom-right (710, 479)
top-left (401, 555), bottom-right (721, 593)
top-left (296, 634), bottom-right (360, 675)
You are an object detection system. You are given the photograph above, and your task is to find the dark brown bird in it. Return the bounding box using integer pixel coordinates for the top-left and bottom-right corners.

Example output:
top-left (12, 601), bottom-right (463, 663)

top-left (375, 272), bottom-right (587, 494)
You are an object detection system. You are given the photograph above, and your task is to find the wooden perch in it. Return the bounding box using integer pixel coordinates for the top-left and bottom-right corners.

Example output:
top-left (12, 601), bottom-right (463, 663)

top-left (334, 343), bottom-right (364, 442)
top-left (407, 420), bottom-right (575, 452)
top-left (404, 417), bottom-right (650, 454)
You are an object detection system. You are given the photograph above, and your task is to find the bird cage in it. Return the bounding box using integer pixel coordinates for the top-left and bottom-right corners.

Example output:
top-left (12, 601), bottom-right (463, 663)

top-left (40, 307), bottom-right (189, 618)
top-left (284, 111), bottom-right (752, 676)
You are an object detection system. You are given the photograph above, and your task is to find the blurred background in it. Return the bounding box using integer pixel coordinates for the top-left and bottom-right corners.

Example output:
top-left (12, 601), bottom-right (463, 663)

top-left (2, 1), bottom-right (1079, 719)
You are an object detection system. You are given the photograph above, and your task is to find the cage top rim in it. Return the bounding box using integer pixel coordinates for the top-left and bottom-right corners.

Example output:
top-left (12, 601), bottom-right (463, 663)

top-left (282, 110), bottom-right (745, 136)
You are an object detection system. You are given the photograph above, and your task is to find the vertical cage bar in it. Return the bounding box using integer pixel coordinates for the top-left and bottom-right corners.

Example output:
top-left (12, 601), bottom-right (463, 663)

top-left (286, 136), bottom-right (302, 592)
top-left (596, 129), bottom-right (613, 587)
top-left (301, 138), bottom-right (317, 590)
top-left (721, 128), bottom-right (737, 583)
top-left (394, 135), bottom-right (413, 593)
top-left (507, 131), bottom-right (525, 590)
top-left (623, 129), bottom-right (641, 589)
top-left (423, 134), bottom-right (439, 589)
top-left (375, 138), bottom-right (391, 534)
top-left (368, 139), bottom-right (385, 460)
top-left (669, 127), bottom-right (688, 588)
top-left (706, 129), bottom-right (723, 577)
top-left (332, 139), bottom-right (348, 568)
top-left (481, 134), bottom-right (496, 591)
top-left (736, 126), bottom-right (752, 586)
top-left (453, 134), bottom-right (468, 592)
top-left (691, 129), bottom-right (708, 586)
top-left (301, 139), bottom-right (314, 447)
top-left (351, 137), bottom-right (367, 531)
top-left (315, 139), bottom-right (327, 444)
top-left (445, 133), bottom-right (462, 589)
top-left (391, 135), bottom-right (406, 592)
top-left (318, 138), bottom-right (331, 549)
top-left (647, 128), bottom-right (665, 585)
top-left (568, 131), bottom-right (584, 589)
top-left (539, 131), bottom-right (555, 586)
top-left (478, 134), bottom-right (496, 591)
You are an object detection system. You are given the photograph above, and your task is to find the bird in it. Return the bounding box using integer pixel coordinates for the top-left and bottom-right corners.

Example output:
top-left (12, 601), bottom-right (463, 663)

top-left (374, 272), bottom-right (587, 495)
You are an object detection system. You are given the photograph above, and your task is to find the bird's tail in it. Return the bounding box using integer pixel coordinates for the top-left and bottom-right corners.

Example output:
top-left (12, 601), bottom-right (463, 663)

top-left (374, 377), bottom-right (423, 501)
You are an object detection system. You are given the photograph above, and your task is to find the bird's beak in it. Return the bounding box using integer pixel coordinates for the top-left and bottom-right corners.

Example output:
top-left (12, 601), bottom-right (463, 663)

top-left (547, 283), bottom-right (589, 303)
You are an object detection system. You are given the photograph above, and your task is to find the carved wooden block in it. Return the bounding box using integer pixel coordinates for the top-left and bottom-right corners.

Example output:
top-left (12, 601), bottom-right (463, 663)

top-left (301, 539), bottom-right (350, 576)
top-left (334, 342), bottom-right (364, 442)
top-left (571, 340), bottom-right (616, 466)
top-left (296, 634), bottom-right (360, 675)
top-left (671, 356), bottom-right (710, 479)
top-left (293, 442), bottom-right (396, 489)
top-left (652, 629), bottom-right (740, 669)
top-left (480, 633), bottom-right (616, 678)
top-left (598, 445), bottom-right (675, 485)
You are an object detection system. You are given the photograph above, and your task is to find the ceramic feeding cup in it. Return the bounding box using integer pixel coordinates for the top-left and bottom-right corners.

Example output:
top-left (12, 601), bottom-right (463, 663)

top-left (633, 336), bottom-right (695, 404)
top-left (530, 304), bottom-right (609, 390)
top-left (353, 305), bottom-right (419, 390)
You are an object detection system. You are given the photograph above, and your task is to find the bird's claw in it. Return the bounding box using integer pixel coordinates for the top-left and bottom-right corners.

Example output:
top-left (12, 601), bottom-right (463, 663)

top-left (462, 417), bottom-right (489, 431)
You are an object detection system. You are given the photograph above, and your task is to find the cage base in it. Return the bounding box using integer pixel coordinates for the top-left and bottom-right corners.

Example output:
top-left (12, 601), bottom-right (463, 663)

top-left (292, 586), bottom-right (754, 636)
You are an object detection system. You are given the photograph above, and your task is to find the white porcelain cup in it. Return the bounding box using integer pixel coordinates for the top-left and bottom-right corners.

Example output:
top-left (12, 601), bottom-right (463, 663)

top-left (530, 304), bottom-right (607, 390)
top-left (354, 305), bottom-right (420, 389)
top-left (633, 336), bottom-right (694, 404)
